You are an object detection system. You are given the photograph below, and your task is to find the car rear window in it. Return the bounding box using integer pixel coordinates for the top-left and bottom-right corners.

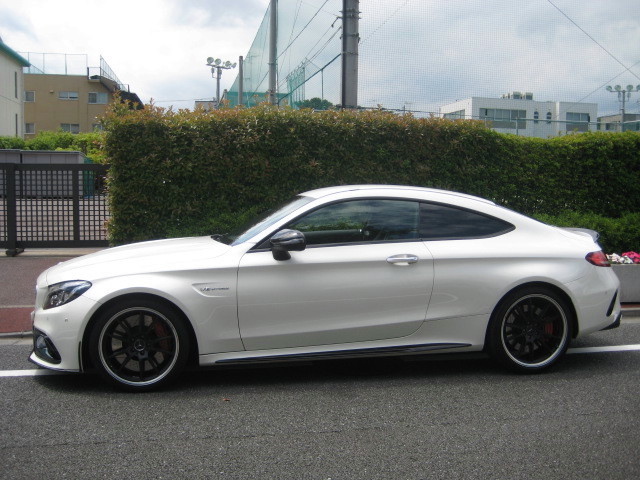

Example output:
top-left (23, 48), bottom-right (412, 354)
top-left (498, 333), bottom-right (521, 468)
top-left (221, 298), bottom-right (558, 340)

top-left (419, 202), bottom-right (514, 240)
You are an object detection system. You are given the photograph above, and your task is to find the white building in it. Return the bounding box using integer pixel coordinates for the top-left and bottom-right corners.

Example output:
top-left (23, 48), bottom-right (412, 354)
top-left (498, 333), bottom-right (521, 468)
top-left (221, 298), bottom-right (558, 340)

top-left (440, 92), bottom-right (598, 138)
top-left (0, 37), bottom-right (30, 137)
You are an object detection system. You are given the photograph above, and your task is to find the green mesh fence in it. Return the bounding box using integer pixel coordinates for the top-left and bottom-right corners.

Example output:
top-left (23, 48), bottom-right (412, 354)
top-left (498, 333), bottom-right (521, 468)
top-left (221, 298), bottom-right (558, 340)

top-left (228, 0), bottom-right (640, 121)
top-left (227, 0), bottom-right (342, 108)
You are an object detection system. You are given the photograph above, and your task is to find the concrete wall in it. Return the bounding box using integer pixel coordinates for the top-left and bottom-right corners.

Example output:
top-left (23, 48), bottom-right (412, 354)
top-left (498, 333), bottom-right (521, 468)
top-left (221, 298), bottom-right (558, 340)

top-left (613, 265), bottom-right (640, 303)
top-left (0, 52), bottom-right (25, 137)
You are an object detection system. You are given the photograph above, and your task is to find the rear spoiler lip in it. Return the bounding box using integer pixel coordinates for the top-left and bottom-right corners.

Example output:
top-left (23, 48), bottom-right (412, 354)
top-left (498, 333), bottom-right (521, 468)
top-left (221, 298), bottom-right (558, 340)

top-left (560, 227), bottom-right (600, 242)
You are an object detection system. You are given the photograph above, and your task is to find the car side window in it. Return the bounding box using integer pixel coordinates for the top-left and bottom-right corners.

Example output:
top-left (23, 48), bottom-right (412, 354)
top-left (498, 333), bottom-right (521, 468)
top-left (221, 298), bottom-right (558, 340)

top-left (287, 199), bottom-right (420, 246)
top-left (419, 202), bottom-right (514, 240)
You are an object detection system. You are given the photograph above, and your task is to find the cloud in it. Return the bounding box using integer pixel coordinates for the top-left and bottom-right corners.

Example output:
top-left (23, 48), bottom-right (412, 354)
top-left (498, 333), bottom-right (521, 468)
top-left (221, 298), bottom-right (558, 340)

top-left (0, 0), bottom-right (638, 116)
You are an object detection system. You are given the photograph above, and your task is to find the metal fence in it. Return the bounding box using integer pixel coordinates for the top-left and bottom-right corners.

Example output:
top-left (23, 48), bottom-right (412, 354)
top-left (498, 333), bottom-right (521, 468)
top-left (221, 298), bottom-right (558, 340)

top-left (0, 164), bottom-right (110, 256)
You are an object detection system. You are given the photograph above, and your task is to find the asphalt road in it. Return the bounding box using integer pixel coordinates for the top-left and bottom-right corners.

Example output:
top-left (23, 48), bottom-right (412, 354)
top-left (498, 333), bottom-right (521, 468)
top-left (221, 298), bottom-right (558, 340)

top-left (1, 321), bottom-right (639, 479)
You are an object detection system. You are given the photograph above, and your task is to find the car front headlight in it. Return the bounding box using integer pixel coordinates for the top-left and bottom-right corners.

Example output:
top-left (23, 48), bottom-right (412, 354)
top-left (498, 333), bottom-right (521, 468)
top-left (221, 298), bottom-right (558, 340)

top-left (44, 281), bottom-right (92, 310)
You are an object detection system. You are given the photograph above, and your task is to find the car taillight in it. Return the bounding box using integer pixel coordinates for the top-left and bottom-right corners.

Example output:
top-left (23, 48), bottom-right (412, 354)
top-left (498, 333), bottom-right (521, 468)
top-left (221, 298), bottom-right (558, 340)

top-left (586, 251), bottom-right (611, 267)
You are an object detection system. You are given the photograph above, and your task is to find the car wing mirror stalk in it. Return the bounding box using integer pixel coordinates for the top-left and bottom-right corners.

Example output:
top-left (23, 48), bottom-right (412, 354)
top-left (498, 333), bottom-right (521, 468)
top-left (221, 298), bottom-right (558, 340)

top-left (270, 229), bottom-right (306, 261)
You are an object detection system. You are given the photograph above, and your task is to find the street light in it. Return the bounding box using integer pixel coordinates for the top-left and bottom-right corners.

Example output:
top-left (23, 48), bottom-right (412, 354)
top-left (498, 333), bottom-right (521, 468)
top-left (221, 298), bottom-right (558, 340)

top-left (206, 57), bottom-right (237, 107)
top-left (606, 84), bottom-right (640, 131)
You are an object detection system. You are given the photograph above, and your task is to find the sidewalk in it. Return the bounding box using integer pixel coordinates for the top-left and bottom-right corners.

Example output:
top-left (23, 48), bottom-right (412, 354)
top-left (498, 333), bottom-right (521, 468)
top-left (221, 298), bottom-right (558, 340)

top-left (0, 248), bottom-right (103, 337)
top-left (1, 248), bottom-right (639, 337)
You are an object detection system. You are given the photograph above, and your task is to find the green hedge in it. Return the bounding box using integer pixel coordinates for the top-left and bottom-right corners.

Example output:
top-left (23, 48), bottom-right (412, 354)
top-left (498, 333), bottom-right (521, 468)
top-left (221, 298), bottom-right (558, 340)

top-left (0, 131), bottom-right (106, 163)
top-left (532, 211), bottom-right (640, 254)
top-left (102, 104), bottom-right (640, 246)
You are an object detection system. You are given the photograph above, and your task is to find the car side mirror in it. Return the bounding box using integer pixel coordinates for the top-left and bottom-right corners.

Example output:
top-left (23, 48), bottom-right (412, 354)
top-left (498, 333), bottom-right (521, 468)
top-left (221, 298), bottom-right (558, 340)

top-left (270, 229), bottom-right (306, 261)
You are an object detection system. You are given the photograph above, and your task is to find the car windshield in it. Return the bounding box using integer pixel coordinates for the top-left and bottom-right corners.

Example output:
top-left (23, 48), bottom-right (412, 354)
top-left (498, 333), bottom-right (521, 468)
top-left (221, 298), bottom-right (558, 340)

top-left (220, 196), bottom-right (314, 246)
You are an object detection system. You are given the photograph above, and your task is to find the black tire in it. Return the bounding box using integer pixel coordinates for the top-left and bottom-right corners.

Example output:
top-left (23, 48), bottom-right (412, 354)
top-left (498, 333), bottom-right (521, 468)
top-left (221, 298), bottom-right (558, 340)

top-left (88, 298), bottom-right (190, 391)
top-left (487, 286), bottom-right (573, 373)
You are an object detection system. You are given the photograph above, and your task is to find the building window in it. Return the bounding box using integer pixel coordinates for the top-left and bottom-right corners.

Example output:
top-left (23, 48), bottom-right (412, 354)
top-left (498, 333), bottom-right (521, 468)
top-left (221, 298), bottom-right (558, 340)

top-left (25, 123), bottom-right (35, 134)
top-left (61, 123), bottom-right (80, 134)
top-left (24, 91), bottom-right (35, 102)
top-left (444, 109), bottom-right (465, 120)
top-left (566, 112), bottom-right (590, 132)
top-left (479, 108), bottom-right (526, 129)
top-left (546, 112), bottom-right (552, 124)
top-left (533, 111), bottom-right (539, 124)
top-left (92, 123), bottom-right (104, 131)
top-left (88, 92), bottom-right (108, 104)
top-left (58, 91), bottom-right (79, 100)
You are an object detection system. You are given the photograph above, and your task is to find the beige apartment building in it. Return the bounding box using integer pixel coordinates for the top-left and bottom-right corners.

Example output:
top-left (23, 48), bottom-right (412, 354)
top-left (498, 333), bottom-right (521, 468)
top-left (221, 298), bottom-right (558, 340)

top-left (24, 74), bottom-right (114, 135)
top-left (22, 53), bottom-right (141, 137)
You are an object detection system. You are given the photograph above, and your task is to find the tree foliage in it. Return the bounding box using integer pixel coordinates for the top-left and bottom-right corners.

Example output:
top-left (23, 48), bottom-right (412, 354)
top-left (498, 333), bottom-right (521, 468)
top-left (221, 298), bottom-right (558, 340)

top-left (0, 130), bottom-right (106, 163)
top-left (295, 97), bottom-right (334, 110)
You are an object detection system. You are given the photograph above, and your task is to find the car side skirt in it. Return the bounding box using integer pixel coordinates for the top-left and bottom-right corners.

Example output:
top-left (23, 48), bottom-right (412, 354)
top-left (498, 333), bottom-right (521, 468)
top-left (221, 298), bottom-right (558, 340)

top-left (200, 342), bottom-right (472, 366)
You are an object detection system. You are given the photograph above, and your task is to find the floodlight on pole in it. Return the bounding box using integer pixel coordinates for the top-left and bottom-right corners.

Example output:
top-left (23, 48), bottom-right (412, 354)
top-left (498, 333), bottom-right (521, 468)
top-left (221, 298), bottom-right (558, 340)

top-left (606, 84), bottom-right (640, 132)
top-left (206, 57), bottom-right (237, 107)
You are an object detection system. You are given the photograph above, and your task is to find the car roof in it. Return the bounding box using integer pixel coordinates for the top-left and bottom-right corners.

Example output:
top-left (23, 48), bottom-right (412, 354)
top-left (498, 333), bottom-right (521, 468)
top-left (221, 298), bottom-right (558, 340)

top-left (300, 185), bottom-right (496, 206)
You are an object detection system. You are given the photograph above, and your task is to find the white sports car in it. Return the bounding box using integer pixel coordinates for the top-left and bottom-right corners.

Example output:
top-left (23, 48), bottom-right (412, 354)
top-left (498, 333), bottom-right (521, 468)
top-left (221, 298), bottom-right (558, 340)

top-left (30, 185), bottom-right (621, 391)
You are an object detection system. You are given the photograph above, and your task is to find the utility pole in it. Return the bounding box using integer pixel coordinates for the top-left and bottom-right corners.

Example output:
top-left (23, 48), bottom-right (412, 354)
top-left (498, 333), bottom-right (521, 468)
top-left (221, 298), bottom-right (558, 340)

top-left (268, 0), bottom-right (278, 105)
top-left (341, 0), bottom-right (360, 109)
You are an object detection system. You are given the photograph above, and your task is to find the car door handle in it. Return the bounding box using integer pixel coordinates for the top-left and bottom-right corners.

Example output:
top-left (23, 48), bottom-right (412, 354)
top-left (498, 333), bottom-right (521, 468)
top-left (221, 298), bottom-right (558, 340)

top-left (386, 254), bottom-right (419, 265)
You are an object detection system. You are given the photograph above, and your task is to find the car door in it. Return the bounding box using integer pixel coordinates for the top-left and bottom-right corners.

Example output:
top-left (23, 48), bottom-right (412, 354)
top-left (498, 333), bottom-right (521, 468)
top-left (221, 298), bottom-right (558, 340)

top-left (237, 199), bottom-right (434, 351)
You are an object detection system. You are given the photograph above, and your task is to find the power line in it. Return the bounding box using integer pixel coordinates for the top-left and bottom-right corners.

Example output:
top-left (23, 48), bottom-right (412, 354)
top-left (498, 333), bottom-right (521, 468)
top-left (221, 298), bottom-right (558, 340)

top-left (546, 0), bottom-right (640, 82)
top-left (557, 58), bottom-right (640, 118)
top-left (277, 23), bottom-right (342, 90)
top-left (276, 0), bottom-right (331, 62)
top-left (361, 0), bottom-right (410, 45)
top-left (308, 25), bottom-right (342, 65)
top-left (280, 0), bottom-right (304, 79)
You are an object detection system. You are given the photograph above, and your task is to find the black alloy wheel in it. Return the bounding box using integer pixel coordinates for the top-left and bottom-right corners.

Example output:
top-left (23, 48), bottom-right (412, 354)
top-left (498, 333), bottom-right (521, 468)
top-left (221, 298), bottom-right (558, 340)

top-left (89, 298), bottom-right (189, 391)
top-left (488, 287), bottom-right (572, 372)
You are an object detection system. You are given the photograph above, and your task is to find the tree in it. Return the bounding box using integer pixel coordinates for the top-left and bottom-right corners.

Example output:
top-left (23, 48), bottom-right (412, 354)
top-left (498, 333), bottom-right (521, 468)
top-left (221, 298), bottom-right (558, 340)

top-left (296, 97), bottom-right (334, 110)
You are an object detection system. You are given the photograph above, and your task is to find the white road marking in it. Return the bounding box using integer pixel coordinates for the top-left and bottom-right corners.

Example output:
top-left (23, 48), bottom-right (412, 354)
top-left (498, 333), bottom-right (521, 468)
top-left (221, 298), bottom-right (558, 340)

top-left (1, 344), bottom-right (640, 378)
top-left (0, 369), bottom-right (66, 377)
top-left (567, 344), bottom-right (640, 354)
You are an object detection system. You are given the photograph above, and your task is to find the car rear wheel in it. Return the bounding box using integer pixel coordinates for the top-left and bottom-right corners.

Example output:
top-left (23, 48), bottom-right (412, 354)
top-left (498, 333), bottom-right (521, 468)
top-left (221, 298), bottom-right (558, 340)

top-left (488, 287), bottom-right (572, 372)
top-left (89, 298), bottom-right (189, 391)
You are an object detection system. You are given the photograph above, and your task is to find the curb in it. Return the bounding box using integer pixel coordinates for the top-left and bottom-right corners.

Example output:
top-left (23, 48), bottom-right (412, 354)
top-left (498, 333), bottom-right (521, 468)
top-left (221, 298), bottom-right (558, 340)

top-left (0, 331), bottom-right (32, 339)
top-left (3, 248), bottom-right (104, 258)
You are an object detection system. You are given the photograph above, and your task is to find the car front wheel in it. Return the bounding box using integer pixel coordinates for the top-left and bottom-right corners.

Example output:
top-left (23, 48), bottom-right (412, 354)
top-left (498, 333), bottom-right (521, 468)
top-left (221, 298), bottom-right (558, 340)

top-left (88, 298), bottom-right (190, 391)
top-left (488, 287), bottom-right (572, 372)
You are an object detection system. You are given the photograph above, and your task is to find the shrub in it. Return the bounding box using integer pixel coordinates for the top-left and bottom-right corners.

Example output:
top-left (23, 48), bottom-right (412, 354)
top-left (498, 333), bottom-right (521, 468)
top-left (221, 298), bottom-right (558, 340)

top-left (0, 136), bottom-right (26, 149)
top-left (0, 131), bottom-right (106, 163)
top-left (533, 211), bottom-right (640, 254)
top-left (97, 104), bottom-right (639, 244)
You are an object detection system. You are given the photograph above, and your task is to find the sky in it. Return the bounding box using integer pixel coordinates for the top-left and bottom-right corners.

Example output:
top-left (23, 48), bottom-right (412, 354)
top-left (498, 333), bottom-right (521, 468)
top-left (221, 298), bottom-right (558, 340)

top-left (0, 0), bottom-right (270, 110)
top-left (1, 0), bottom-right (639, 117)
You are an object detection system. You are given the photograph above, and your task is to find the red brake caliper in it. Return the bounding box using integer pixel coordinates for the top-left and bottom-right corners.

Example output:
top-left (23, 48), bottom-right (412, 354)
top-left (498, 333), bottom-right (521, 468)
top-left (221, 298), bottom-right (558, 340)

top-left (153, 322), bottom-right (170, 352)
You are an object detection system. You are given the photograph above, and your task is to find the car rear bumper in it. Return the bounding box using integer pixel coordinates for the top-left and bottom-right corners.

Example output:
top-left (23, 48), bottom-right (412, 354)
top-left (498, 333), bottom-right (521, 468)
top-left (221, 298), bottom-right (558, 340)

top-left (570, 268), bottom-right (621, 336)
top-left (600, 311), bottom-right (622, 331)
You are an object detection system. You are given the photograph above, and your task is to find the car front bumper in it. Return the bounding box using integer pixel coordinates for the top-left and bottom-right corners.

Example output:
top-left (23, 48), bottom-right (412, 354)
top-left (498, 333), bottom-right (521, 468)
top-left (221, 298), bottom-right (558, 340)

top-left (29, 294), bottom-right (101, 372)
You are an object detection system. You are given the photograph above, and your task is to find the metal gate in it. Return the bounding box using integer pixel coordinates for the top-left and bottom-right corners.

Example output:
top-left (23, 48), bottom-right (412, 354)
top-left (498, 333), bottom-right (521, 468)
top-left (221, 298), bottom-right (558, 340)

top-left (1, 163), bottom-right (110, 256)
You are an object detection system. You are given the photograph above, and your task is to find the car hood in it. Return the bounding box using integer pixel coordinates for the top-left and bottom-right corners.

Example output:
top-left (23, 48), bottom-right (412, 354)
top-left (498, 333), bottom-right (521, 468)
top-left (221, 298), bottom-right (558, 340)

top-left (41, 236), bottom-right (231, 286)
